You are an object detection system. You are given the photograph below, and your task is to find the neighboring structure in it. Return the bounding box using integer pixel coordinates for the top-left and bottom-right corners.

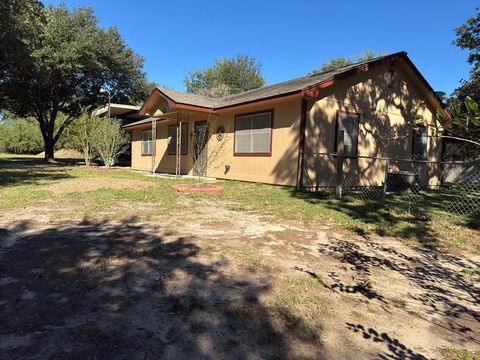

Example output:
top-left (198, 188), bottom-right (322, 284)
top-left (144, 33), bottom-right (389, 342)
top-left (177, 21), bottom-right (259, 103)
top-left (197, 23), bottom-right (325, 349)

top-left (93, 103), bottom-right (145, 121)
top-left (123, 52), bottom-right (450, 189)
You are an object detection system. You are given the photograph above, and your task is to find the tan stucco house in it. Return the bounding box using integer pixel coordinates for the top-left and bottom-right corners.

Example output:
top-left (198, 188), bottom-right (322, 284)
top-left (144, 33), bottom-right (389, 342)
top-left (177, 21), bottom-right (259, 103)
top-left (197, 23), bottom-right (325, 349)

top-left (123, 52), bottom-right (450, 189)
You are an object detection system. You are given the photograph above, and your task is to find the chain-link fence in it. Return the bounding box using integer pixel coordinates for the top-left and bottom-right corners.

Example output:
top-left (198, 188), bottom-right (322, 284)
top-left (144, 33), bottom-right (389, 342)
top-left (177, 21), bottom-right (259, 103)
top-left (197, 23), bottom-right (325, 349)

top-left (302, 153), bottom-right (480, 218)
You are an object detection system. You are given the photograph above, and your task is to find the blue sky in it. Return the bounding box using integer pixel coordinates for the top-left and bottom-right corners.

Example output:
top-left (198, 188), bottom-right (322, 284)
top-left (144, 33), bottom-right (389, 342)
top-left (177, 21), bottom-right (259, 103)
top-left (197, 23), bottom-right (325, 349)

top-left (43, 0), bottom-right (477, 96)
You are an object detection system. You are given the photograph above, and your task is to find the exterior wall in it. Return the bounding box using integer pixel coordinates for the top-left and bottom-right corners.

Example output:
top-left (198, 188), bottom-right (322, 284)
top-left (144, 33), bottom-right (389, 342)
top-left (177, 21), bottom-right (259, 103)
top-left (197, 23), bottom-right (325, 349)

top-left (206, 99), bottom-right (301, 185)
top-left (129, 98), bottom-right (302, 186)
top-left (129, 60), bottom-right (443, 188)
top-left (303, 61), bottom-right (443, 190)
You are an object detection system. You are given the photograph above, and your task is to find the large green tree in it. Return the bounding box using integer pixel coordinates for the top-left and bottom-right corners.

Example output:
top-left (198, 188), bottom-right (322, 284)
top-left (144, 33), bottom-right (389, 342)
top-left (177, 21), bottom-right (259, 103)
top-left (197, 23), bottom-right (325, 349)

top-left (454, 8), bottom-right (480, 103)
top-left (309, 50), bottom-right (387, 74)
top-left (184, 54), bottom-right (265, 98)
top-left (0, 2), bottom-right (148, 161)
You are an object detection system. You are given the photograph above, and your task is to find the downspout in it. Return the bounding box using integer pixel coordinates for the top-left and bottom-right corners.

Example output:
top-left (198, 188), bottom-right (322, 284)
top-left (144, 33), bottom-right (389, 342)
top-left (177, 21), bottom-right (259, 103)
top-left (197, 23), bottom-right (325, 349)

top-left (296, 98), bottom-right (308, 190)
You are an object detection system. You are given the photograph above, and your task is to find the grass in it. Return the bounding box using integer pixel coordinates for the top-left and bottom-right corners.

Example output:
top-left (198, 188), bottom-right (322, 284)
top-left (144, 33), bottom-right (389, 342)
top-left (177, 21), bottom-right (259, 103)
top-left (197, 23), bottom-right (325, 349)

top-left (220, 181), bottom-right (480, 254)
top-left (442, 348), bottom-right (479, 360)
top-left (1, 154), bottom-right (479, 254)
top-left (265, 276), bottom-right (325, 340)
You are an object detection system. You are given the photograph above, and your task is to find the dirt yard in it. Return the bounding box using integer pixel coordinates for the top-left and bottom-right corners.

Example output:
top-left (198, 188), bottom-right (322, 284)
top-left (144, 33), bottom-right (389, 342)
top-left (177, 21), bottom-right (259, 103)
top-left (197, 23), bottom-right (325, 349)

top-left (0, 158), bottom-right (479, 359)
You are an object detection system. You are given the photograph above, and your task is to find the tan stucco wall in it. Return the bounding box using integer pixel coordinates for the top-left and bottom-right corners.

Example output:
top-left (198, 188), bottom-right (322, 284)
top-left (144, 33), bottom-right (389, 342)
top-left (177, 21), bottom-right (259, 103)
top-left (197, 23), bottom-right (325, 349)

top-left (130, 60), bottom-right (443, 188)
top-left (303, 61), bottom-right (443, 190)
top-left (129, 98), bottom-right (302, 186)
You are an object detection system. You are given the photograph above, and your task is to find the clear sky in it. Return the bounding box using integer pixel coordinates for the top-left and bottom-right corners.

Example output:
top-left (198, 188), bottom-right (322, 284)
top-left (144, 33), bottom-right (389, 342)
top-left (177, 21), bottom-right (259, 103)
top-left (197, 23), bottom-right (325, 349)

top-left (43, 0), bottom-right (478, 96)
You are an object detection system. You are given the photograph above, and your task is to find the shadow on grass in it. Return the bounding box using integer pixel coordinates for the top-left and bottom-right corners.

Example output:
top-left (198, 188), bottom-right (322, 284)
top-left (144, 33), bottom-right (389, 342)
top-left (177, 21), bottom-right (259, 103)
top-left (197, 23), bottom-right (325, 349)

top-left (0, 217), bottom-right (325, 359)
top-left (290, 189), bottom-right (439, 250)
top-left (0, 157), bottom-right (80, 187)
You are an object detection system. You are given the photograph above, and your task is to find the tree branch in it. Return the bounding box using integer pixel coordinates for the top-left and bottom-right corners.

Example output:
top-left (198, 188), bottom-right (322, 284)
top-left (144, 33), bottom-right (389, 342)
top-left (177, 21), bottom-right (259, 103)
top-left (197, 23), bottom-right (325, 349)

top-left (53, 114), bottom-right (76, 144)
top-left (441, 135), bottom-right (480, 147)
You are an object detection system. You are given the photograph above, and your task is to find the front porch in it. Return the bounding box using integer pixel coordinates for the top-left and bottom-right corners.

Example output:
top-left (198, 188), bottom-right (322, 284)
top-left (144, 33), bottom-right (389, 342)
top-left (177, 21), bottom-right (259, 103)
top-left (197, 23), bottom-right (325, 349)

top-left (125, 108), bottom-right (218, 178)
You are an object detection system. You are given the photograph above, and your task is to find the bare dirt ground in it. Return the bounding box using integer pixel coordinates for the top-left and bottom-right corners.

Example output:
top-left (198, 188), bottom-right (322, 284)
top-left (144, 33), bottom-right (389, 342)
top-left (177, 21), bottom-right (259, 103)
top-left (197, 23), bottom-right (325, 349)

top-left (1, 184), bottom-right (480, 359)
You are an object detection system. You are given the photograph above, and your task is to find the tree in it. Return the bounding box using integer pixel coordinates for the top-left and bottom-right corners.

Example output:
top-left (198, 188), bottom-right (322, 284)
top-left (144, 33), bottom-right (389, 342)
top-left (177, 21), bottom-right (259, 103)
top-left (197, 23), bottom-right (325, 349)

top-left (0, 3), bottom-right (148, 161)
top-left (184, 54), bottom-right (265, 97)
top-left (309, 49), bottom-right (388, 74)
top-left (436, 96), bottom-right (480, 159)
top-left (0, 112), bottom-right (44, 154)
top-left (89, 117), bottom-right (129, 168)
top-left (454, 8), bottom-right (480, 103)
top-left (311, 57), bottom-right (353, 74)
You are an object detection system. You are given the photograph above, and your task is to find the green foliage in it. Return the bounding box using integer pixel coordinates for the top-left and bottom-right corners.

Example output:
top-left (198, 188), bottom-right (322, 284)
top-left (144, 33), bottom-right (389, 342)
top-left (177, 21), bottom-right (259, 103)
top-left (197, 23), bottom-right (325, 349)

top-left (454, 8), bottom-right (480, 102)
top-left (437, 96), bottom-right (480, 133)
top-left (313, 57), bottom-right (353, 74)
top-left (184, 54), bottom-right (265, 97)
top-left (0, 3), bottom-right (148, 160)
top-left (0, 113), bottom-right (43, 154)
top-left (88, 117), bottom-right (129, 168)
top-left (0, 112), bottom-right (89, 154)
top-left (310, 49), bottom-right (388, 74)
top-left (437, 96), bottom-right (480, 159)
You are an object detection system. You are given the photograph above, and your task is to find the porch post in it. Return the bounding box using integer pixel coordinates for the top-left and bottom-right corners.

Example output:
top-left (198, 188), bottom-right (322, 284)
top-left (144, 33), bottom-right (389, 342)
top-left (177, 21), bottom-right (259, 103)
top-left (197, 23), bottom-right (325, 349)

top-left (335, 130), bottom-right (344, 199)
top-left (176, 111), bottom-right (182, 177)
top-left (151, 117), bottom-right (157, 174)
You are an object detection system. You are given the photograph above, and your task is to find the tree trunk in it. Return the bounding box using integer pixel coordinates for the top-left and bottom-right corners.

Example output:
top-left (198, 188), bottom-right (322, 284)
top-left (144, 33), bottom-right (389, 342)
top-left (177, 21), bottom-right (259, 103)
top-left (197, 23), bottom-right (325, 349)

top-left (44, 138), bottom-right (55, 163)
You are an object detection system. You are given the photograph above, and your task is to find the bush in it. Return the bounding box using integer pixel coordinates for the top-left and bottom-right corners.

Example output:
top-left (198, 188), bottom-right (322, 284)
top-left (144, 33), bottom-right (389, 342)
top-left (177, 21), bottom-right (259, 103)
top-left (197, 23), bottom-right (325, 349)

top-left (0, 114), bottom-right (44, 154)
top-left (0, 112), bottom-right (87, 155)
top-left (89, 117), bottom-right (129, 167)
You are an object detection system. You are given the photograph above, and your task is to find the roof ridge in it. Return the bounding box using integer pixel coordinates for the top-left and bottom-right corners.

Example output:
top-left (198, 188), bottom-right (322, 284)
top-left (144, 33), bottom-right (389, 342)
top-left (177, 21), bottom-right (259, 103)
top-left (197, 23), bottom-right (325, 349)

top-left (147, 52), bottom-right (411, 111)
top-left (170, 52), bottom-right (402, 104)
top-left (156, 86), bottom-right (217, 101)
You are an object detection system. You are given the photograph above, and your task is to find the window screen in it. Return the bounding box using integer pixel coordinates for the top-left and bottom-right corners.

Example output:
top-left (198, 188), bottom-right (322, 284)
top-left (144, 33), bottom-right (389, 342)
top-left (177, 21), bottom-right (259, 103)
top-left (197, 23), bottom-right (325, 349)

top-left (234, 111), bottom-right (272, 155)
top-left (412, 127), bottom-right (427, 160)
top-left (336, 112), bottom-right (359, 156)
top-left (167, 123), bottom-right (188, 155)
top-left (141, 130), bottom-right (152, 155)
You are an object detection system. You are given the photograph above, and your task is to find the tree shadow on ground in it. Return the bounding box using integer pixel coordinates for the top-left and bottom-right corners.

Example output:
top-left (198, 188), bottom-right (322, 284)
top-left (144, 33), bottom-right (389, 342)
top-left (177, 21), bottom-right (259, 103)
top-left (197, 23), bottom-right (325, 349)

top-left (0, 158), bottom-right (77, 187)
top-left (299, 236), bottom-right (480, 343)
top-left (0, 218), bottom-right (325, 359)
top-left (346, 323), bottom-right (428, 360)
top-left (289, 189), bottom-right (439, 250)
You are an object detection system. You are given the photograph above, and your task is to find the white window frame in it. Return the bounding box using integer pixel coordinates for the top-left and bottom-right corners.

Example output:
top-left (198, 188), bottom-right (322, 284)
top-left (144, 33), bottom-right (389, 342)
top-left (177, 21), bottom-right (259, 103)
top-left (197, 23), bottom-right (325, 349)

top-left (335, 111), bottom-right (359, 157)
top-left (141, 129), bottom-right (153, 155)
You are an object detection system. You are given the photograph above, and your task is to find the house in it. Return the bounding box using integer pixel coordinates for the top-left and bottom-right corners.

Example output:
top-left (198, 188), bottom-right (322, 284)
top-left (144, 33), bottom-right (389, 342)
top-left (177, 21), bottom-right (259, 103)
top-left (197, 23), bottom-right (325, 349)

top-left (123, 52), bottom-right (450, 190)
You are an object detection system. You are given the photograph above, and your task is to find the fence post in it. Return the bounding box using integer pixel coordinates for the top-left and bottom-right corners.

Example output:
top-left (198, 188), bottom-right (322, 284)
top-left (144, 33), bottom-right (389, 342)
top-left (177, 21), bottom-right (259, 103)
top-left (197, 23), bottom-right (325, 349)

top-left (335, 130), bottom-right (344, 199)
top-left (382, 158), bottom-right (389, 201)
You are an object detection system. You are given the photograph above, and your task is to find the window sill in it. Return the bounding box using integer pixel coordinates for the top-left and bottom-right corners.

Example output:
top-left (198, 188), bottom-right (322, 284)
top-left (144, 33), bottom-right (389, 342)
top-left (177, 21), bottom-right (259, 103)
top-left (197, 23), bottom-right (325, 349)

top-left (234, 152), bottom-right (272, 157)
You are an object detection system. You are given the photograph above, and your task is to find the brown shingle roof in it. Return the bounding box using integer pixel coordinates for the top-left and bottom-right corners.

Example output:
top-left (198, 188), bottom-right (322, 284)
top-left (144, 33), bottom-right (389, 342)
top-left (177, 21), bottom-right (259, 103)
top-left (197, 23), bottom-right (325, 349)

top-left (158, 53), bottom-right (401, 110)
top-left (125, 51), bottom-right (450, 129)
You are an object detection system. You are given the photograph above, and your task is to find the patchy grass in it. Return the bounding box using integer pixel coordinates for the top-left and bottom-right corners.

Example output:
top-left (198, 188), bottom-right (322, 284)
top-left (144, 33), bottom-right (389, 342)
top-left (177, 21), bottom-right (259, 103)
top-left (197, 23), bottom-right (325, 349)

top-left (1, 155), bottom-right (479, 254)
top-left (265, 276), bottom-right (325, 341)
top-left (390, 297), bottom-right (407, 309)
top-left (223, 244), bottom-right (271, 273)
top-left (0, 185), bottom-right (52, 212)
top-left (442, 348), bottom-right (479, 360)
top-left (220, 181), bottom-right (480, 254)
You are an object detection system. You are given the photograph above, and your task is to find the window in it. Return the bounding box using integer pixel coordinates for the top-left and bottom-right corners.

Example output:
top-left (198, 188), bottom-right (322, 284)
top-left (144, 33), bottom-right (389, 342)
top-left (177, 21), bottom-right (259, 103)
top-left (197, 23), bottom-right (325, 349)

top-left (141, 130), bottom-right (152, 155)
top-left (335, 111), bottom-right (359, 157)
top-left (234, 110), bottom-right (272, 155)
top-left (412, 127), bottom-right (428, 160)
top-left (167, 123), bottom-right (188, 155)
